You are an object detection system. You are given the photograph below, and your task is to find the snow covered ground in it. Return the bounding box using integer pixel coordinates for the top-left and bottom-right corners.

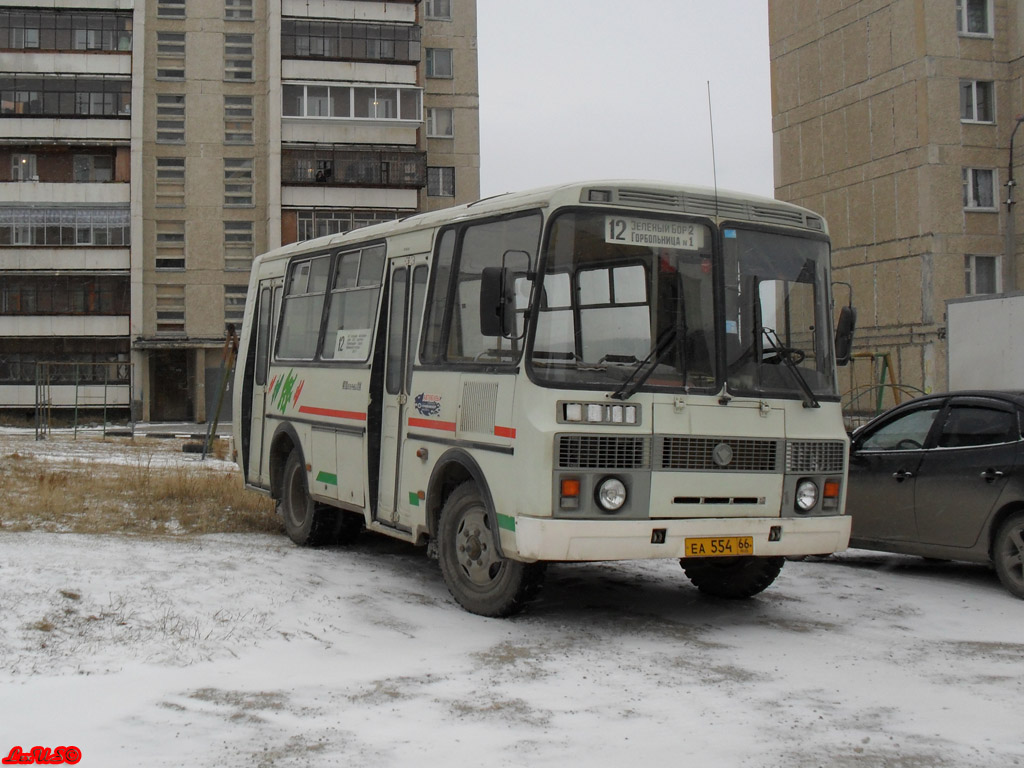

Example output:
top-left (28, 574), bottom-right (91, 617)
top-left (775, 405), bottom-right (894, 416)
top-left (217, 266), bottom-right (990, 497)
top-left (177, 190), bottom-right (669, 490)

top-left (1, 436), bottom-right (1023, 767)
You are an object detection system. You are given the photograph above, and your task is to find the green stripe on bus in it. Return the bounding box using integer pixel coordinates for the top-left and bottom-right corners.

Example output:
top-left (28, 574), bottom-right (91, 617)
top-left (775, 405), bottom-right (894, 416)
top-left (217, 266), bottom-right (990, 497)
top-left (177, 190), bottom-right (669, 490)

top-left (497, 513), bottom-right (516, 532)
top-left (315, 471), bottom-right (338, 486)
top-left (408, 491), bottom-right (420, 507)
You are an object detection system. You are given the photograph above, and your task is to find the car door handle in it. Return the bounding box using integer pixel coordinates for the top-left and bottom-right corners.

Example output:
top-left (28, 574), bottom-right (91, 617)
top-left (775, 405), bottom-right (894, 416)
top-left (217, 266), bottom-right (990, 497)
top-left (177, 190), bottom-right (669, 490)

top-left (891, 470), bottom-right (914, 481)
top-left (980, 469), bottom-right (1006, 482)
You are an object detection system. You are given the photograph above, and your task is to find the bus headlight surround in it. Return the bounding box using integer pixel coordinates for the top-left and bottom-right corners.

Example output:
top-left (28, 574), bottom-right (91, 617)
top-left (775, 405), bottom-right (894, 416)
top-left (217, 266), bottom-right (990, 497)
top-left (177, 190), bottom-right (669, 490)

top-left (596, 476), bottom-right (627, 512)
top-left (795, 479), bottom-right (819, 512)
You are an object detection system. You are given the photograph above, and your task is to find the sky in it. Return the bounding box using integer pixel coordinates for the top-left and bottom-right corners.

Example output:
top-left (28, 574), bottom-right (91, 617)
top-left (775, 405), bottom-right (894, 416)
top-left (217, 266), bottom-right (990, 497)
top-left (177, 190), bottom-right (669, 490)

top-left (476, 0), bottom-right (775, 199)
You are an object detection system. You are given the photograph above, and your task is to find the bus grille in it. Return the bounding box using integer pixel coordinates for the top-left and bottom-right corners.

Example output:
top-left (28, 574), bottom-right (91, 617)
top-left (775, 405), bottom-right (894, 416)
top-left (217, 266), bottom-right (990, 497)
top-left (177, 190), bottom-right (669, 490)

top-left (657, 436), bottom-right (780, 472)
top-left (786, 440), bottom-right (846, 473)
top-left (556, 435), bottom-right (650, 470)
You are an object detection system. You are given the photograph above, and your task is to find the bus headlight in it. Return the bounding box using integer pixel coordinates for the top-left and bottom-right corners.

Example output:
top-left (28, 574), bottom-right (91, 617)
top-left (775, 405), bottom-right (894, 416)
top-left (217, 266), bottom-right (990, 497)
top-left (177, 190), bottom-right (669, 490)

top-left (795, 479), bottom-right (818, 512)
top-left (596, 477), bottom-right (627, 512)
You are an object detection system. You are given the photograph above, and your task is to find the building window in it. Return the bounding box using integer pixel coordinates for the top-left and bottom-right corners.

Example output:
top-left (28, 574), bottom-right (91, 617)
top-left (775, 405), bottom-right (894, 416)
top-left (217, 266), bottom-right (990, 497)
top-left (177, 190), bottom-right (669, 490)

top-left (0, 275), bottom-right (129, 315)
top-left (427, 166), bottom-right (455, 197)
top-left (0, 205), bottom-right (129, 246)
top-left (280, 20), bottom-right (421, 63)
top-left (157, 0), bottom-right (186, 20)
top-left (426, 107), bottom-right (454, 137)
top-left (224, 221), bottom-right (254, 270)
top-left (0, 338), bottom-right (129, 384)
top-left (11, 154), bottom-right (37, 181)
top-left (155, 221), bottom-right (185, 270)
top-left (73, 154), bottom-right (114, 182)
top-left (0, 75), bottom-right (130, 117)
top-left (224, 0), bottom-right (253, 21)
top-left (156, 33), bottom-right (186, 80)
top-left (224, 96), bottom-right (253, 144)
top-left (963, 167), bottom-right (996, 210)
top-left (294, 209), bottom-right (400, 242)
top-left (224, 158), bottom-right (253, 206)
top-left (426, 48), bottom-right (453, 78)
top-left (225, 34), bottom-right (253, 81)
top-left (282, 83), bottom-right (421, 121)
top-left (960, 80), bottom-right (994, 122)
top-left (0, 9), bottom-right (132, 51)
top-left (155, 284), bottom-right (186, 334)
top-left (425, 0), bottom-right (452, 19)
top-left (965, 254), bottom-right (1000, 295)
top-left (156, 94), bottom-right (185, 143)
top-left (956, 0), bottom-right (992, 36)
top-left (225, 285), bottom-right (247, 333)
top-left (156, 158), bottom-right (186, 208)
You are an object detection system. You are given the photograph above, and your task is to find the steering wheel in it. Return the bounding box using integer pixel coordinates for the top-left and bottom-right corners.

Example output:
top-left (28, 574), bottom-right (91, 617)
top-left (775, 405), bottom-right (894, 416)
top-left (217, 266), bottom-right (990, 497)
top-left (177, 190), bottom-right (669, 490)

top-left (764, 346), bottom-right (806, 365)
top-left (895, 438), bottom-right (922, 450)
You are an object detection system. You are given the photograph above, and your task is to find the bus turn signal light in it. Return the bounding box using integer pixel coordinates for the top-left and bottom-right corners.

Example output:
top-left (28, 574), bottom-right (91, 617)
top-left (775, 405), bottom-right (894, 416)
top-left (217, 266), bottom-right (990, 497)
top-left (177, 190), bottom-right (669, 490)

top-left (560, 478), bottom-right (580, 510)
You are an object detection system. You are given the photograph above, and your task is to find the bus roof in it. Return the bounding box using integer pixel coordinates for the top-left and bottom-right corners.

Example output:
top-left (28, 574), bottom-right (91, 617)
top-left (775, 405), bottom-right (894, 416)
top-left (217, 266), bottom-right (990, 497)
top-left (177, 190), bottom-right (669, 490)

top-left (257, 179), bottom-right (827, 265)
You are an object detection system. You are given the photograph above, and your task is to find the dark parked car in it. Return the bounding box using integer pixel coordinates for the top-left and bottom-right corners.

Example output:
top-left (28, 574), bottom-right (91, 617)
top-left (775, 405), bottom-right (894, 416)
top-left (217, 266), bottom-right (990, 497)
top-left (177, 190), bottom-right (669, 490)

top-left (847, 391), bottom-right (1024, 598)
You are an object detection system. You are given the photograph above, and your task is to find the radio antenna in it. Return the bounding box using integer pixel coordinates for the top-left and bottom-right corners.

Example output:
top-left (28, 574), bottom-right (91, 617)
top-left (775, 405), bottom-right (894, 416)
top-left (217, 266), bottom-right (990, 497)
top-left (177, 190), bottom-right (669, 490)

top-left (707, 81), bottom-right (719, 217)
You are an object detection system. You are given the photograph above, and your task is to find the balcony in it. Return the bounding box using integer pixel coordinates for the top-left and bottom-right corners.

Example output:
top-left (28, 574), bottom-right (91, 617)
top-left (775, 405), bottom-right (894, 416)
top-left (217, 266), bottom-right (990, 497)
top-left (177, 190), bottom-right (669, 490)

top-left (282, 146), bottom-right (426, 188)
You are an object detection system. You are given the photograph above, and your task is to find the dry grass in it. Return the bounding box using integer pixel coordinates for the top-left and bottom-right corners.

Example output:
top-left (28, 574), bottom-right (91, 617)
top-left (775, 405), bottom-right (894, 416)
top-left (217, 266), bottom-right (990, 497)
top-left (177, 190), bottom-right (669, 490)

top-left (0, 435), bottom-right (281, 537)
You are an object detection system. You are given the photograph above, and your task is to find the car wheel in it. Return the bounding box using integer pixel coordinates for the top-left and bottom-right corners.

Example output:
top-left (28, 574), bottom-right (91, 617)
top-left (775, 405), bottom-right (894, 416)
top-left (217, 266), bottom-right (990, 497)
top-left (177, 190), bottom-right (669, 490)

top-left (280, 450), bottom-right (341, 546)
top-left (993, 513), bottom-right (1024, 599)
top-left (437, 482), bottom-right (545, 617)
top-left (681, 556), bottom-right (784, 599)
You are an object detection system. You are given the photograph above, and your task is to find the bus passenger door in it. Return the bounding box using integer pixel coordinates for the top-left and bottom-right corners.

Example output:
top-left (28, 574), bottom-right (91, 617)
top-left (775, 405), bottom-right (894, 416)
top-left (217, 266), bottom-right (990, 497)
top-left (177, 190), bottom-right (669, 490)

top-left (376, 259), bottom-right (427, 528)
top-left (248, 278), bottom-right (281, 487)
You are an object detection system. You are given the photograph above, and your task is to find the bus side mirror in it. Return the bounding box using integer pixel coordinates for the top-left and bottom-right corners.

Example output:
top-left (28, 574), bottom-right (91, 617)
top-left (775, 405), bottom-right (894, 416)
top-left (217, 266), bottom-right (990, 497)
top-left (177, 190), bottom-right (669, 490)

top-left (480, 267), bottom-right (515, 337)
top-left (835, 305), bottom-right (857, 366)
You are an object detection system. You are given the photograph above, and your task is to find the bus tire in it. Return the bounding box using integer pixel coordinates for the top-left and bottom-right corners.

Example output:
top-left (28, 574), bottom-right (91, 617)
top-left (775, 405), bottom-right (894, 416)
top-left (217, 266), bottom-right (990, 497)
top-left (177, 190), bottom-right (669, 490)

top-left (280, 450), bottom-right (337, 547)
top-left (437, 482), bottom-right (545, 617)
top-left (681, 556), bottom-right (784, 599)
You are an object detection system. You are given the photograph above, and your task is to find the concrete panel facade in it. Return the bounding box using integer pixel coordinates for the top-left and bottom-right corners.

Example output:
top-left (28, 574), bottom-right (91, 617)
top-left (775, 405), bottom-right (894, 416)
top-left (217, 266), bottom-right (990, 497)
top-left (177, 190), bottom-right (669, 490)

top-left (770, 0), bottom-right (1020, 409)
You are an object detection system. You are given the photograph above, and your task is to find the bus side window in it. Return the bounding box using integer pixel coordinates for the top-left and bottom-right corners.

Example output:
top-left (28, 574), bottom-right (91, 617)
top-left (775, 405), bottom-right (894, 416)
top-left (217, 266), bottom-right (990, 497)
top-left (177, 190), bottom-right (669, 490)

top-left (421, 213), bottom-right (541, 364)
top-left (278, 254), bottom-right (330, 360)
top-left (320, 244), bottom-right (384, 362)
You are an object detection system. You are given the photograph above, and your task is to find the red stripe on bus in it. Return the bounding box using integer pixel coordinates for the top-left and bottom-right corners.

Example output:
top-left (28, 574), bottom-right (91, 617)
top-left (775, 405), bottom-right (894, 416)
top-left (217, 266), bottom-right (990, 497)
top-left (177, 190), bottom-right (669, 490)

top-left (408, 417), bottom-right (457, 432)
top-left (493, 426), bottom-right (516, 439)
top-left (298, 405), bottom-right (367, 421)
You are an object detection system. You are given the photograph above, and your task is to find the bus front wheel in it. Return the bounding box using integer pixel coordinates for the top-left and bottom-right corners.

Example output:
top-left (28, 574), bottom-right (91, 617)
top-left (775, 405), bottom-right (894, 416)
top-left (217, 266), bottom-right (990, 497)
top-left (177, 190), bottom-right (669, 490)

top-left (681, 556), bottom-right (784, 599)
top-left (437, 482), bottom-right (545, 617)
top-left (280, 450), bottom-right (351, 546)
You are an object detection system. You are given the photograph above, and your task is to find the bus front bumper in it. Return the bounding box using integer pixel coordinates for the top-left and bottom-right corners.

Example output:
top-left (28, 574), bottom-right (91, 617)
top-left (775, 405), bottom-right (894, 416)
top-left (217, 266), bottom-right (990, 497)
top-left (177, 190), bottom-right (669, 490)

top-left (512, 515), bottom-right (851, 562)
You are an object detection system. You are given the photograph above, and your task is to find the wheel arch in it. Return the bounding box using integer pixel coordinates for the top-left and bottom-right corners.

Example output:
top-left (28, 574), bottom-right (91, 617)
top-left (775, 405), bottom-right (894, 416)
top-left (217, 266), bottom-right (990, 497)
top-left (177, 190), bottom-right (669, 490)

top-left (425, 448), bottom-right (506, 557)
top-left (268, 421), bottom-right (303, 501)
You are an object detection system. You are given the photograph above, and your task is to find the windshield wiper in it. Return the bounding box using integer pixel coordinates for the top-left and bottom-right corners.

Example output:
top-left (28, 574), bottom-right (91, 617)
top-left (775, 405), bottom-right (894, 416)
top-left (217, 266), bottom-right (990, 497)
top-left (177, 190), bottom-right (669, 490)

top-left (609, 326), bottom-right (682, 401)
top-left (761, 327), bottom-right (819, 408)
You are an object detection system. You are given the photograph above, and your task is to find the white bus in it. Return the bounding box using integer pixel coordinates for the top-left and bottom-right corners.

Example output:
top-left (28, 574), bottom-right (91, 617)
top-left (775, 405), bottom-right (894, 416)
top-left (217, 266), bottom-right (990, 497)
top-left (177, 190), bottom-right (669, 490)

top-left (233, 181), bottom-right (856, 616)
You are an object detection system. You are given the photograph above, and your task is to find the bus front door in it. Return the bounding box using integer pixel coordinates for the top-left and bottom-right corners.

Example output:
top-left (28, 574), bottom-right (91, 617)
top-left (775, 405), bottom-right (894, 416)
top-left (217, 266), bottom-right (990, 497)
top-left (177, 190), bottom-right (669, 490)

top-left (376, 259), bottom-right (427, 529)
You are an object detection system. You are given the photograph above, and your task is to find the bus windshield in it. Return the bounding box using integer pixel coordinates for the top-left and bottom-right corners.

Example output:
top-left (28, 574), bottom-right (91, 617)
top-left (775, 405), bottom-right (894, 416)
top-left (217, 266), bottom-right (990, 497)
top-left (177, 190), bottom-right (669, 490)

top-left (529, 210), bottom-right (717, 392)
top-left (527, 211), bottom-right (838, 401)
top-left (723, 227), bottom-right (838, 400)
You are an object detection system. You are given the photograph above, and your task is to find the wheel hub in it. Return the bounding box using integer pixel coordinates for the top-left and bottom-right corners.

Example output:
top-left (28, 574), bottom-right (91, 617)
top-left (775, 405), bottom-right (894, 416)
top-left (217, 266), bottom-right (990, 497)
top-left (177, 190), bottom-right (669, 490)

top-left (456, 509), bottom-right (500, 586)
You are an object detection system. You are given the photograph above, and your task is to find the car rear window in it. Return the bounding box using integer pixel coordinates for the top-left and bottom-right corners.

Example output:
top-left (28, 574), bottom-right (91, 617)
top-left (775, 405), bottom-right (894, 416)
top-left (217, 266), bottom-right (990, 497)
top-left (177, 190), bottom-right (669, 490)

top-left (937, 406), bottom-right (1019, 448)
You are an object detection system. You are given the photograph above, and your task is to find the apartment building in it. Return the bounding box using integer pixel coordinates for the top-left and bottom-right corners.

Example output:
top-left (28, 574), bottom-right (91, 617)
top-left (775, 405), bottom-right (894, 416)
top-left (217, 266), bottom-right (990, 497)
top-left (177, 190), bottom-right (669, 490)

top-left (0, 0), bottom-right (480, 420)
top-left (769, 0), bottom-right (1021, 403)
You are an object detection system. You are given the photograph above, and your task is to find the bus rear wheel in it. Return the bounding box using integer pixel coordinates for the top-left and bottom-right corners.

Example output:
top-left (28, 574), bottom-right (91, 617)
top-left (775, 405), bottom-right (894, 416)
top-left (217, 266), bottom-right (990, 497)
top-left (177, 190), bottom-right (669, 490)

top-left (437, 482), bottom-right (545, 617)
top-left (280, 450), bottom-right (354, 546)
top-left (681, 556), bottom-right (784, 599)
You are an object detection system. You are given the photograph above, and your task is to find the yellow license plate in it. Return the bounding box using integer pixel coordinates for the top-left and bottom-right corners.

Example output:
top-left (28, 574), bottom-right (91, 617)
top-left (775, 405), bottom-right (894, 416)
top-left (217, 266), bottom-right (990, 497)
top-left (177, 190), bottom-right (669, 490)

top-left (685, 536), bottom-right (754, 557)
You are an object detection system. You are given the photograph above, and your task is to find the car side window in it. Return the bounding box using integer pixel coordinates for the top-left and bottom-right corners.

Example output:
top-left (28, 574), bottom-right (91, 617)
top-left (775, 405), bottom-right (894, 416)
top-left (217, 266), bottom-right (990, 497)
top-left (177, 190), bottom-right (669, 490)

top-left (860, 407), bottom-right (940, 451)
top-left (937, 405), bottom-right (1019, 448)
